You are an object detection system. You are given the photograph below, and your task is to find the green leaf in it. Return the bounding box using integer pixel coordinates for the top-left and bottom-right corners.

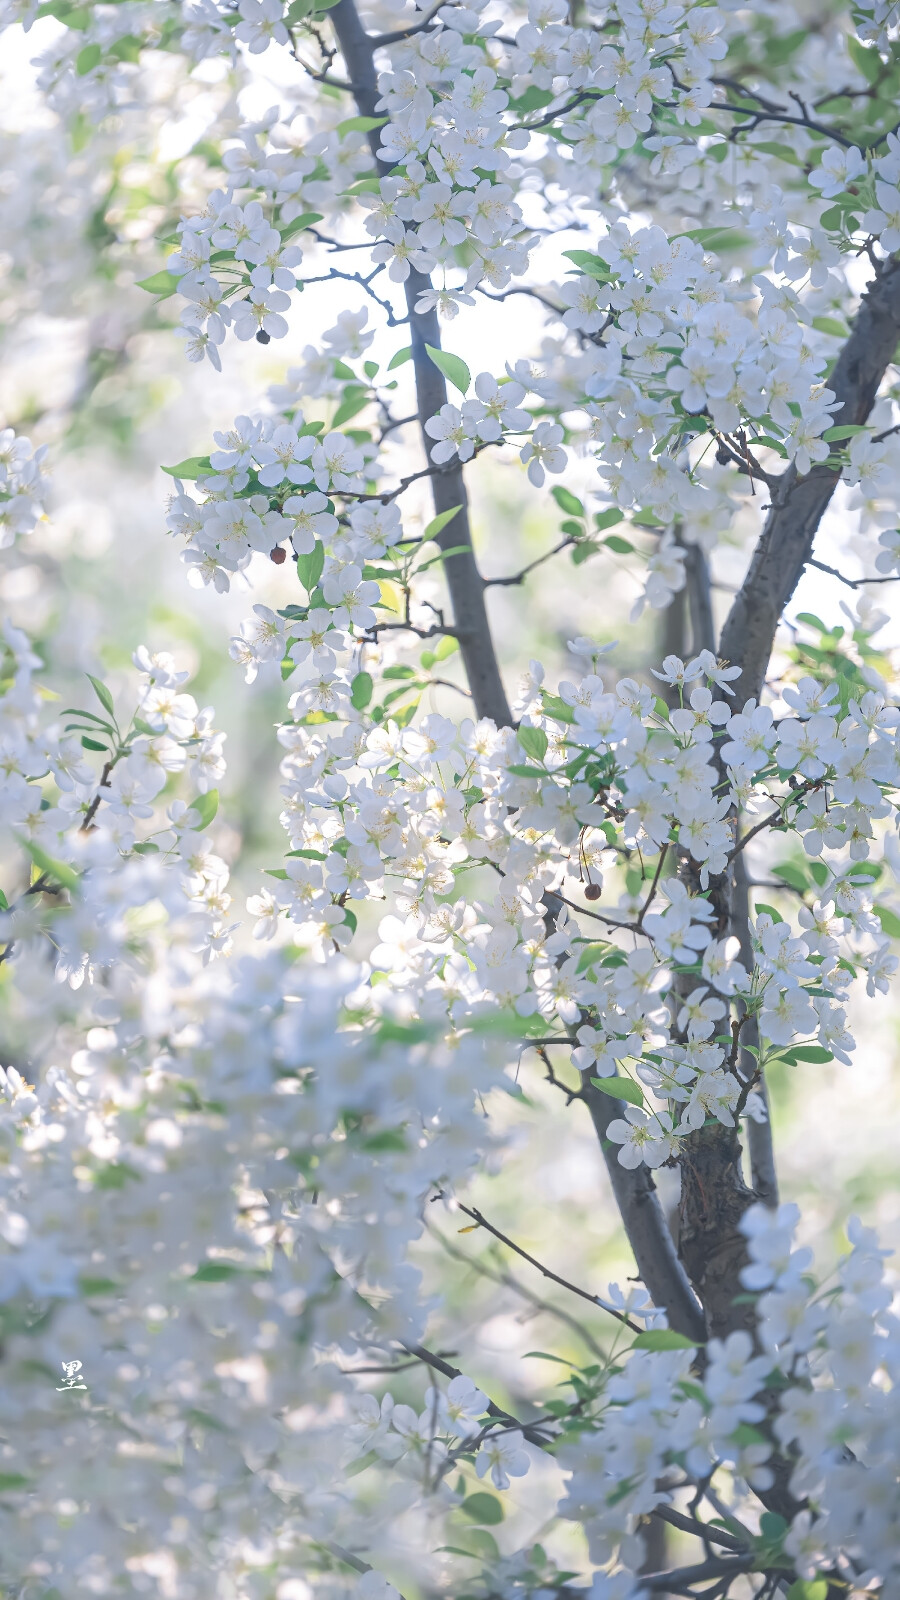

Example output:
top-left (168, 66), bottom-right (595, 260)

top-left (550, 485), bottom-right (584, 517)
top-left (594, 507), bottom-right (623, 531)
top-left (812, 316), bottom-right (849, 339)
top-left (562, 249), bottom-right (613, 282)
top-left (62, 707), bottom-right (114, 728)
top-left (875, 903), bottom-right (900, 937)
top-left (673, 225), bottom-right (749, 252)
top-left (433, 634), bottom-right (458, 661)
top-left (78, 1275), bottom-right (120, 1295)
top-left (86, 673), bottom-right (116, 718)
top-left (748, 139), bottom-right (804, 166)
top-left (136, 270), bottom-right (178, 299)
top-left (518, 726), bottom-right (548, 762)
top-left (822, 424), bottom-right (868, 441)
top-left (540, 692), bottom-right (575, 724)
top-left (759, 1511), bottom-right (788, 1543)
top-left (332, 392), bottom-right (370, 429)
top-left (76, 41), bottom-right (101, 74)
top-left (296, 541), bottom-right (325, 593)
top-left (576, 942), bottom-right (608, 972)
top-left (848, 33), bottom-right (881, 83)
top-left (416, 544), bottom-right (471, 572)
top-left (81, 736), bottom-right (108, 752)
top-left (93, 1161), bottom-right (141, 1189)
top-left (422, 505), bottom-right (463, 541)
top-left (188, 789), bottom-right (219, 831)
top-left (438, 1529), bottom-right (501, 1560)
top-left (772, 861), bottom-right (808, 892)
top-left (351, 672), bottom-right (373, 710)
top-left (819, 204), bottom-right (846, 231)
top-left (20, 838), bottom-right (80, 895)
top-left (425, 344), bottom-right (470, 396)
top-left (460, 1492), bottom-right (503, 1525)
top-left (360, 1128), bottom-right (407, 1152)
top-left (590, 1075), bottom-right (644, 1108)
top-left (764, 26), bottom-right (806, 63)
top-left (603, 534), bottom-right (634, 554)
top-left (560, 518), bottom-right (585, 539)
top-left (505, 763), bottom-right (544, 779)
top-left (754, 902), bottom-right (784, 924)
top-left (336, 114), bottom-right (388, 136)
top-left (387, 345), bottom-right (413, 370)
top-left (796, 611), bottom-right (828, 632)
top-left (132, 841), bottom-right (159, 855)
top-left (344, 177), bottom-right (382, 197)
top-left (279, 210), bottom-right (322, 242)
top-left (571, 542), bottom-right (597, 566)
top-left (781, 1046), bottom-right (834, 1064)
top-left (809, 859), bottom-right (829, 887)
top-left (0, 888), bottom-right (7, 911)
top-left (0, 1473), bottom-right (30, 1491)
top-left (510, 84), bottom-right (554, 112)
top-left (632, 1328), bottom-right (698, 1351)
top-left (161, 456), bottom-right (213, 480)
top-left (755, 434), bottom-right (788, 457)
top-left (192, 1261), bottom-right (255, 1282)
top-left (786, 1584), bottom-right (827, 1600)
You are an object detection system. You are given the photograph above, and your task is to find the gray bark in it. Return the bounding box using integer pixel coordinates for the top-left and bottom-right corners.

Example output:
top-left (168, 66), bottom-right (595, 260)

top-left (582, 1077), bottom-right (706, 1343)
top-left (329, 0), bottom-right (511, 726)
top-left (719, 257), bottom-right (900, 706)
top-left (676, 258), bottom-right (900, 1346)
top-left (683, 541), bottom-right (715, 658)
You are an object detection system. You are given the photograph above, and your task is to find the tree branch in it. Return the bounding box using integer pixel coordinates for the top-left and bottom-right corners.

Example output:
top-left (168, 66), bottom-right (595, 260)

top-left (399, 1342), bottom-right (554, 1446)
top-left (441, 1195), bottom-right (641, 1332)
top-left (640, 1554), bottom-right (755, 1593)
top-left (718, 256), bottom-right (900, 705)
top-left (807, 556), bottom-right (900, 588)
top-left (733, 850), bottom-right (778, 1205)
top-left (579, 1071), bottom-right (707, 1343)
top-left (682, 541), bottom-right (716, 657)
top-left (426, 1216), bottom-right (607, 1358)
top-left (330, 0), bottom-right (511, 726)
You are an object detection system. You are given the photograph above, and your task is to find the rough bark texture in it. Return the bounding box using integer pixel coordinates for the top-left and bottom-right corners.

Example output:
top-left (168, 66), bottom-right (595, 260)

top-left (682, 540), bottom-right (716, 658)
top-left (330, 0), bottom-right (511, 726)
top-left (676, 257), bottom-right (900, 1347)
top-left (582, 1077), bottom-right (707, 1344)
top-left (719, 257), bottom-right (900, 706)
top-left (733, 850), bottom-right (778, 1205)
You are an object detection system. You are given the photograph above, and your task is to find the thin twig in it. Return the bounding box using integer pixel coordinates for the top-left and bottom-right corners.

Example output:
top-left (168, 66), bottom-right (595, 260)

top-left (368, 0), bottom-right (448, 45)
top-left (398, 1341), bottom-right (554, 1447)
top-left (807, 557), bottom-right (900, 588)
top-left (484, 536), bottom-right (577, 587)
top-left (440, 1196), bottom-right (641, 1333)
top-left (426, 1218), bottom-right (607, 1359)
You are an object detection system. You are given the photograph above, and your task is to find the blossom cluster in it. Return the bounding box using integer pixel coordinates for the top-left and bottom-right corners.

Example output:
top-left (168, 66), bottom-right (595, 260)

top-left (5, 0), bottom-right (900, 1596)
